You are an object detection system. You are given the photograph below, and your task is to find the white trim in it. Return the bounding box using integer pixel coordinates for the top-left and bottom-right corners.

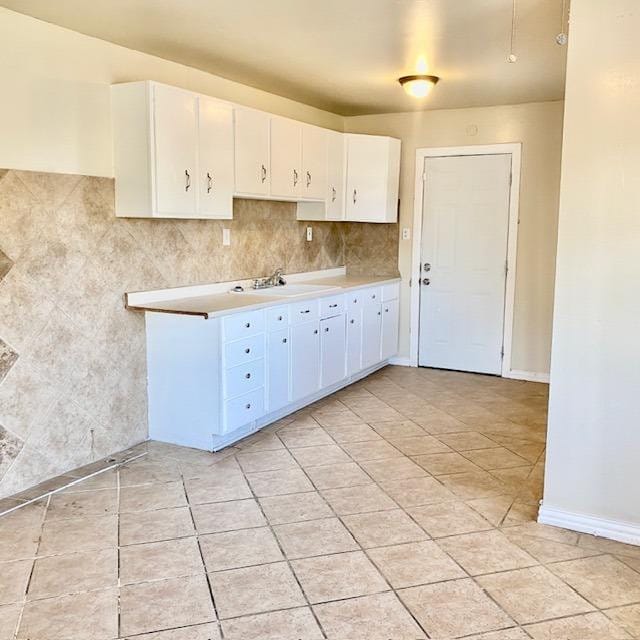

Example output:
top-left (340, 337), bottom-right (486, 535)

top-left (506, 369), bottom-right (550, 383)
top-left (388, 356), bottom-right (413, 367)
top-left (538, 505), bottom-right (640, 546)
top-left (410, 143), bottom-right (522, 376)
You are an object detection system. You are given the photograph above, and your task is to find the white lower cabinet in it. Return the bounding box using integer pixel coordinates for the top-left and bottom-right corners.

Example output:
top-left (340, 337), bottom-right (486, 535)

top-left (362, 302), bottom-right (383, 369)
top-left (291, 320), bottom-right (321, 401)
top-left (321, 314), bottom-right (346, 387)
top-left (381, 298), bottom-right (400, 361)
top-left (346, 310), bottom-right (363, 375)
top-left (268, 328), bottom-right (290, 412)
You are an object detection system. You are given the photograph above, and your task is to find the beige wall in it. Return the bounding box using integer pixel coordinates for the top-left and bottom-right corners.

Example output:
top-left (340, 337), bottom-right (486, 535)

top-left (0, 8), bottom-right (343, 178)
top-left (345, 101), bottom-right (564, 376)
top-left (543, 1), bottom-right (640, 529)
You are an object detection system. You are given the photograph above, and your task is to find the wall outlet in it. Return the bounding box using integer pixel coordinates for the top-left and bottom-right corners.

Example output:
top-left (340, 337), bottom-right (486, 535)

top-left (306, 226), bottom-right (313, 242)
top-left (222, 228), bottom-right (231, 246)
top-left (402, 227), bottom-right (411, 240)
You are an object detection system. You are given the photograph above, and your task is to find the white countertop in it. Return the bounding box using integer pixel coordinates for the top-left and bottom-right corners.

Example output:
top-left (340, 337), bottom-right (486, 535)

top-left (125, 271), bottom-right (401, 319)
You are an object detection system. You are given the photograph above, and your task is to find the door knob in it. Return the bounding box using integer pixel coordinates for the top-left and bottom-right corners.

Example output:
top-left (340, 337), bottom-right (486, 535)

top-left (423, 262), bottom-right (431, 272)
top-left (422, 278), bottom-right (431, 286)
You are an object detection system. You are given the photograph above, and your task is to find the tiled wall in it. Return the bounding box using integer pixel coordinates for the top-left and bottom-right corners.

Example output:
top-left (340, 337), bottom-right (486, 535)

top-left (0, 169), bottom-right (398, 498)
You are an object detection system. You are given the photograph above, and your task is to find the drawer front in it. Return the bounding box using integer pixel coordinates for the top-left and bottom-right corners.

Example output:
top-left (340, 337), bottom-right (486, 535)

top-left (362, 286), bottom-right (382, 306)
top-left (266, 305), bottom-right (289, 331)
top-left (222, 310), bottom-right (265, 343)
top-left (223, 334), bottom-right (265, 369)
top-left (223, 388), bottom-right (265, 433)
top-left (290, 299), bottom-right (320, 325)
top-left (382, 282), bottom-right (400, 302)
top-left (320, 294), bottom-right (345, 319)
top-left (223, 359), bottom-right (265, 399)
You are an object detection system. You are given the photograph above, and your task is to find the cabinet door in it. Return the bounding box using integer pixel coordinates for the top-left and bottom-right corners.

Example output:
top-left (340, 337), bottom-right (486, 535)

top-left (270, 117), bottom-right (302, 198)
top-left (302, 124), bottom-right (328, 200)
top-left (290, 320), bottom-right (320, 401)
top-left (321, 314), bottom-right (346, 388)
top-left (361, 303), bottom-right (382, 369)
top-left (234, 108), bottom-right (270, 195)
top-left (153, 84), bottom-right (198, 216)
top-left (345, 135), bottom-right (389, 222)
top-left (381, 298), bottom-right (399, 361)
top-left (326, 131), bottom-right (345, 220)
top-left (346, 310), bottom-right (363, 375)
top-left (198, 97), bottom-right (234, 218)
top-left (268, 328), bottom-right (291, 412)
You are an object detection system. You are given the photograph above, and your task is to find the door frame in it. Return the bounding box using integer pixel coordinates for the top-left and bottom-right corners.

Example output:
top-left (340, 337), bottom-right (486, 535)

top-left (409, 143), bottom-right (522, 377)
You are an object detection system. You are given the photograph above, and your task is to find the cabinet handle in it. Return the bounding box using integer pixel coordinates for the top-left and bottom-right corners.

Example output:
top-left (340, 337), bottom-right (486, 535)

top-left (245, 403), bottom-right (251, 409)
top-left (324, 327), bottom-right (329, 332)
top-left (245, 322), bottom-right (251, 328)
top-left (331, 187), bottom-right (337, 202)
top-left (245, 348), bottom-right (251, 354)
top-left (185, 169), bottom-right (191, 192)
top-left (245, 373), bottom-right (251, 379)
top-left (329, 303), bottom-right (338, 308)
top-left (300, 309), bottom-right (310, 314)
top-left (306, 171), bottom-right (312, 188)
top-left (293, 169), bottom-right (299, 186)
top-left (261, 164), bottom-right (267, 183)
top-left (282, 337), bottom-right (287, 344)
top-left (353, 189), bottom-right (357, 204)
top-left (206, 172), bottom-right (213, 193)
top-left (350, 319), bottom-right (355, 324)
top-left (314, 329), bottom-right (318, 334)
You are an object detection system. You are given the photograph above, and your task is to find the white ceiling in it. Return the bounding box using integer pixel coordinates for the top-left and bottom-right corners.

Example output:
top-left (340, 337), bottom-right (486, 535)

top-left (1, 0), bottom-right (569, 116)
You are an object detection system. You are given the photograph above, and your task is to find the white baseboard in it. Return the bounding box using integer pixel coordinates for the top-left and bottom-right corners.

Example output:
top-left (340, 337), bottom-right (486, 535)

top-left (388, 356), bottom-right (414, 367)
top-left (506, 369), bottom-right (550, 383)
top-left (538, 504), bottom-right (640, 546)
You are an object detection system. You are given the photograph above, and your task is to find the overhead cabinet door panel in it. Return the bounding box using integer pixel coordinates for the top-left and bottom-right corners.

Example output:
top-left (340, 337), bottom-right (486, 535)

top-left (234, 108), bottom-right (270, 196)
top-left (302, 124), bottom-right (328, 200)
top-left (270, 117), bottom-right (302, 198)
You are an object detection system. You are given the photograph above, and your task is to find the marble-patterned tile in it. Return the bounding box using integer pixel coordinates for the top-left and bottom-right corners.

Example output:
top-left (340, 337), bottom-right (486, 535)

top-left (524, 612), bottom-right (631, 639)
top-left (221, 607), bottom-right (321, 640)
top-left (259, 491), bottom-right (333, 525)
top-left (0, 340), bottom-right (18, 385)
top-left (305, 462), bottom-right (372, 489)
top-left (191, 499), bottom-right (266, 534)
top-left (274, 517), bottom-right (358, 559)
top-left (342, 509), bottom-right (428, 548)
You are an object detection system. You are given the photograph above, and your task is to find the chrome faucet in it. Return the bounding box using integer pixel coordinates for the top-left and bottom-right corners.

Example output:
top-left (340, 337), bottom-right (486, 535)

top-left (252, 268), bottom-right (287, 290)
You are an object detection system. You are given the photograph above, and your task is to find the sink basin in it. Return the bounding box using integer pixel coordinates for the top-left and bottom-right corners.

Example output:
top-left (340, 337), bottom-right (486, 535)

top-left (235, 283), bottom-right (339, 298)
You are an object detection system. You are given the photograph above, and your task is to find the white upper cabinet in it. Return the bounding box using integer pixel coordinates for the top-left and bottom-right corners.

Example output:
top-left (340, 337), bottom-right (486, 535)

top-left (198, 96), bottom-right (234, 219)
top-left (345, 134), bottom-right (401, 223)
top-left (234, 108), bottom-right (270, 196)
top-left (301, 125), bottom-right (328, 200)
top-left (270, 117), bottom-right (302, 198)
top-left (326, 130), bottom-right (345, 220)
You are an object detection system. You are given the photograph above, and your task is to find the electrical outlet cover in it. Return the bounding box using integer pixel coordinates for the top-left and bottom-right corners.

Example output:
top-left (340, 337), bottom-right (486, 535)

top-left (306, 226), bottom-right (313, 241)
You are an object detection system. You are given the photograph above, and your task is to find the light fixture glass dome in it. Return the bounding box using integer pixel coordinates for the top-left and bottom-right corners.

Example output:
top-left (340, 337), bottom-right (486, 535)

top-left (398, 74), bottom-right (440, 98)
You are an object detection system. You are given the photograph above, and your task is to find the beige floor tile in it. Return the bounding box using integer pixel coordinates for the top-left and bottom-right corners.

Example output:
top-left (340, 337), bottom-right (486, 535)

top-left (323, 423), bottom-right (381, 443)
top-left (314, 591), bottom-right (426, 640)
top-left (413, 414), bottom-right (472, 434)
top-left (40, 513), bottom-right (118, 555)
top-left (525, 611), bottom-right (632, 639)
top-left (390, 436), bottom-right (452, 457)
top-left (340, 440), bottom-right (404, 461)
top-left (199, 527), bottom-right (283, 571)
top-left (305, 462), bottom-right (372, 489)
top-left (120, 537), bottom-right (203, 584)
top-left (477, 566), bottom-right (595, 624)
top-left (503, 530), bottom-right (600, 564)
top-left (118, 458), bottom-right (182, 487)
top-left (342, 509), bottom-right (428, 548)
top-left (465, 628), bottom-right (530, 639)
top-left (47, 489), bottom-right (117, 520)
top-left (380, 476), bottom-right (456, 508)
top-left (19, 587), bottom-right (118, 640)
top-left (360, 457), bottom-right (427, 482)
top-left (467, 495), bottom-right (514, 525)
top-left (120, 481), bottom-right (187, 513)
top-left (184, 473), bottom-right (252, 504)
top-left (278, 427), bottom-right (335, 447)
top-left (0, 603), bottom-right (21, 640)
top-left (274, 517), bottom-right (358, 559)
top-left (259, 491), bottom-right (332, 525)
top-left (191, 499), bottom-right (265, 534)
top-left (398, 578), bottom-right (513, 638)
top-left (235, 432), bottom-right (286, 452)
top-left (236, 448), bottom-right (298, 473)
top-left (605, 604), bottom-right (640, 637)
top-left (413, 451), bottom-right (482, 475)
top-left (290, 445), bottom-right (351, 468)
top-left (0, 559), bottom-right (31, 605)
top-left (438, 471), bottom-right (508, 500)
top-left (210, 562), bottom-right (305, 619)
top-left (321, 484), bottom-right (397, 515)
top-left (27, 548), bottom-right (117, 600)
top-left (221, 607), bottom-right (322, 640)
top-left (120, 507), bottom-right (194, 546)
top-left (292, 551), bottom-right (388, 603)
top-left (437, 530), bottom-right (537, 575)
top-left (464, 447), bottom-right (530, 470)
top-left (437, 432), bottom-right (498, 451)
top-left (368, 540), bottom-right (466, 588)
top-left (120, 575), bottom-right (215, 636)
top-left (246, 468), bottom-right (314, 497)
top-left (370, 420), bottom-right (426, 439)
top-left (503, 501), bottom-right (539, 525)
top-left (0, 520), bottom-right (40, 562)
top-left (63, 469), bottom-right (119, 492)
top-left (126, 622), bottom-right (221, 639)
top-left (549, 555), bottom-right (640, 608)
top-left (577, 533), bottom-right (640, 560)
top-left (409, 501), bottom-right (493, 537)
top-left (312, 411), bottom-right (363, 428)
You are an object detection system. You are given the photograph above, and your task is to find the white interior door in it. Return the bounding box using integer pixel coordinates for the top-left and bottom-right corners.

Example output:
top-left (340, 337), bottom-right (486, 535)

top-left (418, 154), bottom-right (512, 375)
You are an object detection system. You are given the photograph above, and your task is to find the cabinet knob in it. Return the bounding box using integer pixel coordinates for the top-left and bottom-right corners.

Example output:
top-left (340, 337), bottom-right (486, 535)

top-left (314, 329), bottom-right (318, 334)
top-left (245, 373), bottom-right (251, 379)
top-left (324, 327), bottom-right (329, 332)
top-left (278, 315), bottom-right (283, 321)
top-left (245, 322), bottom-right (251, 328)
top-left (372, 294), bottom-right (376, 299)
top-left (245, 403), bottom-right (251, 409)
top-left (350, 319), bottom-right (355, 324)
top-left (282, 338), bottom-right (287, 344)
top-left (300, 309), bottom-right (310, 314)
top-left (385, 307), bottom-right (389, 312)
top-left (329, 303), bottom-right (338, 308)
top-left (377, 311), bottom-right (381, 316)
top-left (245, 348), bottom-right (251, 354)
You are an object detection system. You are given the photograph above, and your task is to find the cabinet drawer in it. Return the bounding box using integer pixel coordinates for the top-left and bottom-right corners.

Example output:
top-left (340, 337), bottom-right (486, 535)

top-left (266, 305), bottom-right (289, 331)
top-left (223, 388), bottom-right (265, 433)
top-left (223, 359), bottom-right (265, 399)
top-left (362, 287), bottom-right (382, 306)
top-left (290, 299), bottom-right (320, 324)
top-left (223, 334), bottom-right (265, 369)
top-left (382, 282), bottom-right (400, 302)
top-left (320, 294), bottom-right (345, 319)
top-left (222, 310), bottom-right (265, 342)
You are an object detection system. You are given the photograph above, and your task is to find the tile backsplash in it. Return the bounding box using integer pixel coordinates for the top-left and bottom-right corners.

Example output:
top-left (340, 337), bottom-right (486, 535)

top-left (0, 169), bottom-right (398, 498)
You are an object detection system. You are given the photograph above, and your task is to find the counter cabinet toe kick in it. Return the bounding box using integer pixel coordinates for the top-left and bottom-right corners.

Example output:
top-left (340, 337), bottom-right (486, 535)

top-left (145, 282), bottom-right (400, 451)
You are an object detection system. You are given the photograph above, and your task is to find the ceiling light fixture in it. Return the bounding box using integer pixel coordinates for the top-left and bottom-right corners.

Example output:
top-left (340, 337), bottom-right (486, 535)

top-left (398, 74), bottom-right (440, 98)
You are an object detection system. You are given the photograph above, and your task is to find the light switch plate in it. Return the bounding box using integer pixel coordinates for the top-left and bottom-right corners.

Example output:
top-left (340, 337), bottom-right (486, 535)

top-left (306, 226), bottom-right (313, 241)
top-left (222, 228), bottom-right (231, 246)
top-left (402, 227), bottom-right (411, 240)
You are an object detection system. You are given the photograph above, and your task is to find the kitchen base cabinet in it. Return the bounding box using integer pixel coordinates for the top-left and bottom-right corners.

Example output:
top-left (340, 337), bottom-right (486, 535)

top-left (321, 314), bottom-right (346, 387)
top-left (268, 328), bottom-right (290, 412)
top-left (362, 303), bottom-right (383, 369)
top-left (346, 311), bottom-right (363, 375)
top-left (381, 298), bottom-right (400, 361)
top-left (291, 320), bottom-right (321, 402)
